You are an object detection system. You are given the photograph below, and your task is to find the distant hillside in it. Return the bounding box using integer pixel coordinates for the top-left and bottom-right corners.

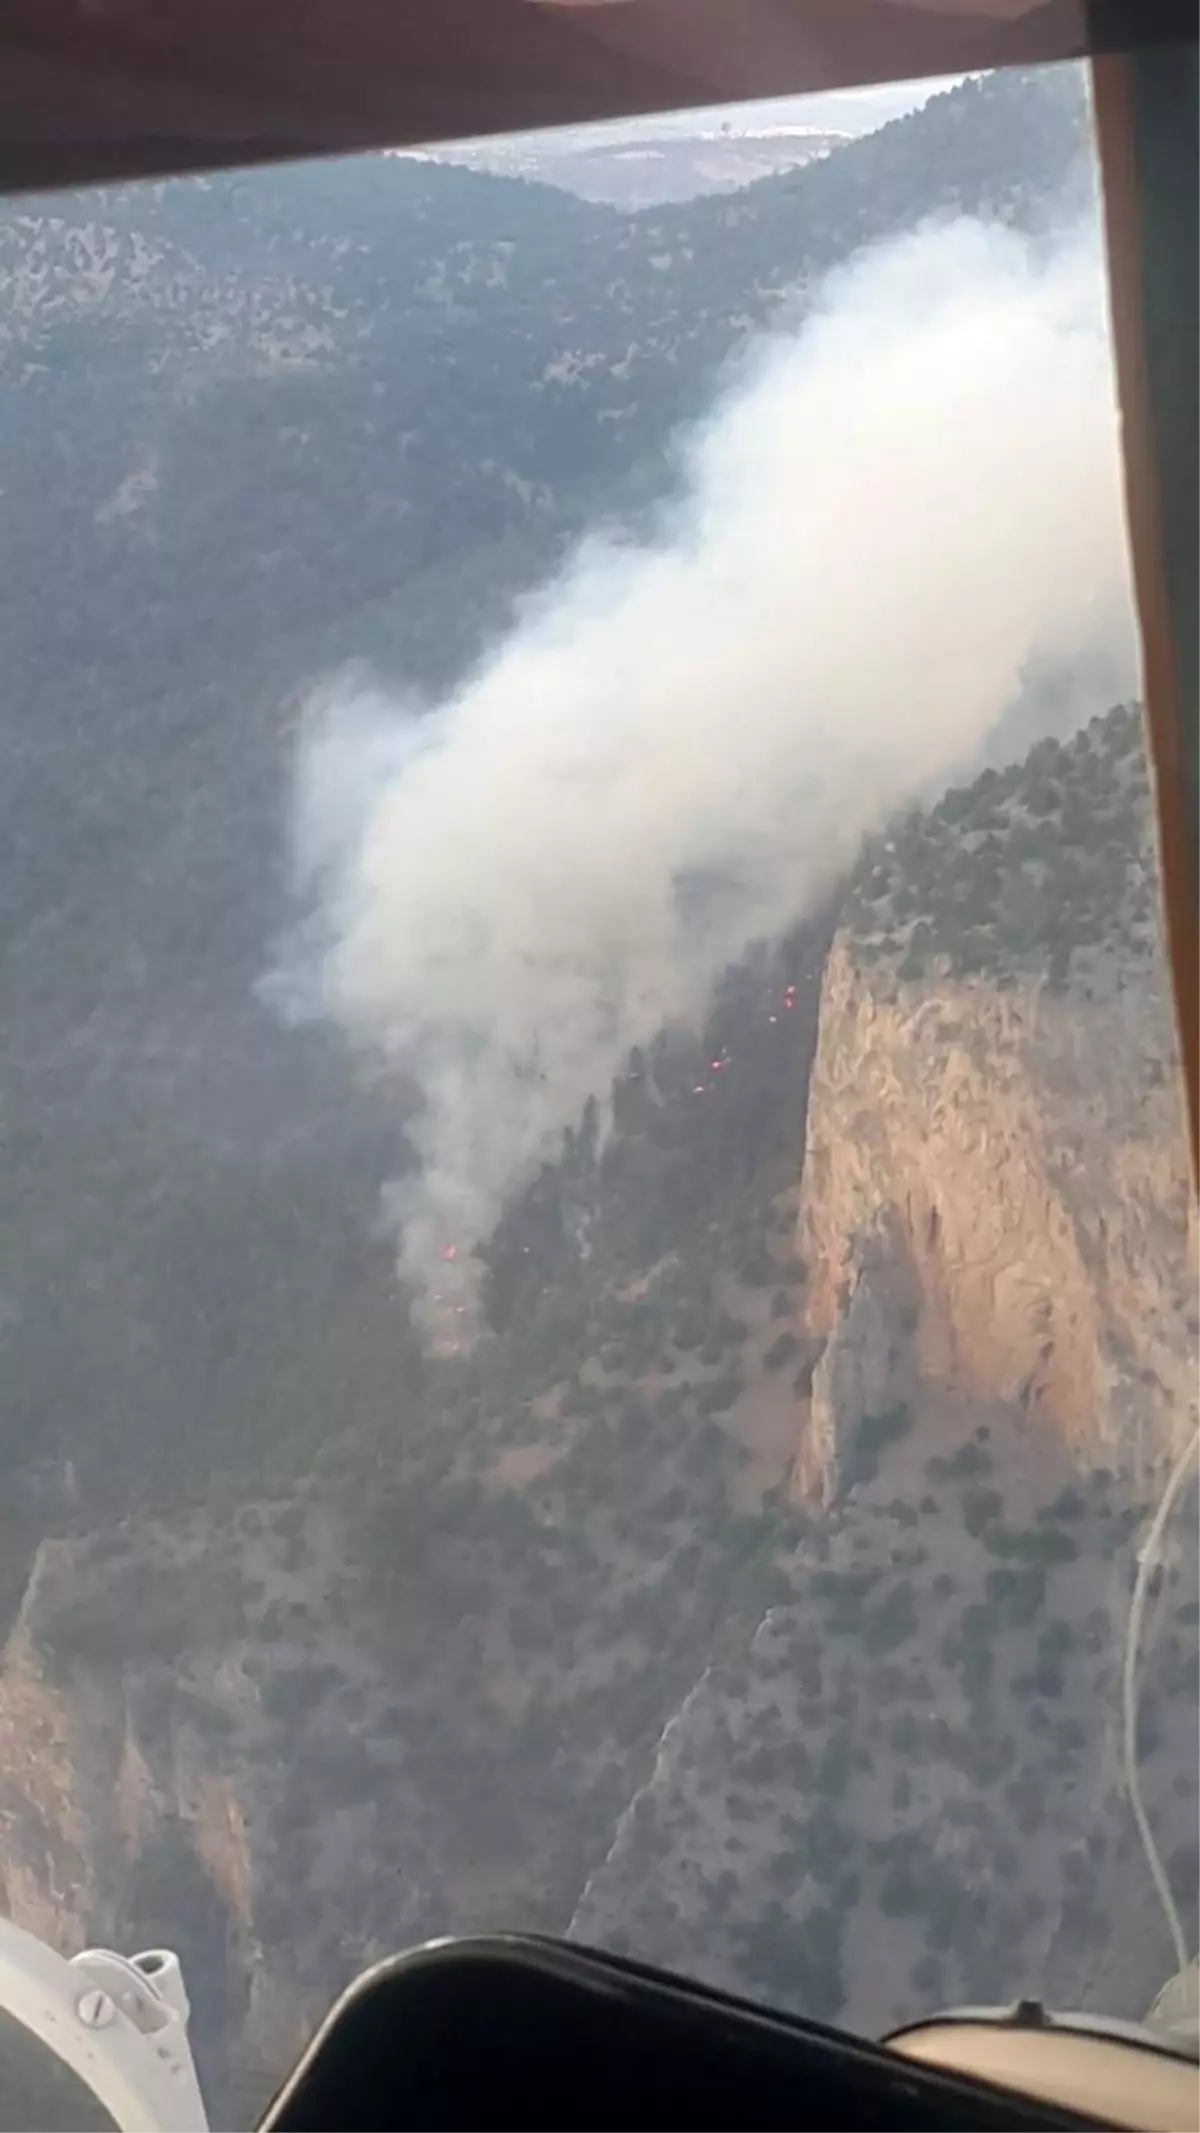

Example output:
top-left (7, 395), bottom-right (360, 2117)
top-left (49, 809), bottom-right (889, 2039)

top-left (412, 125), bottom-right (846, 207)
top-left (0, 65), bottom-right (1089, 719)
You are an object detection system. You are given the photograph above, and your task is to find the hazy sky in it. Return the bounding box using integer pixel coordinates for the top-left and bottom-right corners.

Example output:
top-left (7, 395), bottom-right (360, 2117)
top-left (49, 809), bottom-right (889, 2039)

top-left (608, 73), bottom-right (970, 137)
top-left (428, 73), bottom-right (972, 158)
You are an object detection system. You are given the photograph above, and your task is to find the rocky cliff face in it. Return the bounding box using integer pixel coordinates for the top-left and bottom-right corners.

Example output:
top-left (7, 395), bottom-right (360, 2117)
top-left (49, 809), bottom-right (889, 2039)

top-left (795, 703), bottom-right (1197, 1501)
top-left (4, 62), bottom-right (1190, 2123)
top-left (0, 711), bottom-right (1195, 2115)
top-left (570, 709), bottom-right (1198, 2035)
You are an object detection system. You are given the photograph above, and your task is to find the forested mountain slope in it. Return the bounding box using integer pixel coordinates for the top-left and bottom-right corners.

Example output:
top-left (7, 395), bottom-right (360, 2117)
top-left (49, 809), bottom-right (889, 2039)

top-left (1, 61), bottom-right (1193, 2123)
top-left (573, 704), bottom-right (1198, 2028)
top-left (2, 710), bottom-right (1193, 2117)
top-left (0, 63), bottom-right (1092, 1529)
top-left (2, 65), bottom-right (1087, 711)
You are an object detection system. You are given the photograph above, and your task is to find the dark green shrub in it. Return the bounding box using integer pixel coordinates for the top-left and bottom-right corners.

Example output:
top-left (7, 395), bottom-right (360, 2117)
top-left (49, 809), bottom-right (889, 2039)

top-left (1042, 1484), bottom-right (1086, 1521)
top-left (696, 1375), bottom-right (741, 1415)
top-left (985, 1523), bottom-right (1078, 1567)
top-left (845, 1404), bottom-right (912, 1490)
top-left (864, 1580), bottom-right (919, 1655)
top-left (764, 1330), bottom-right (800, 1373)
top-left (943, 1442), bottom-right (993, 1481)
top-left (984, 1562), bottom-right (1046, 1623)
top-left (738, 1247), bottom-right (777, 1287)
top-left (963, 1487), bottom-right (1003, 1537)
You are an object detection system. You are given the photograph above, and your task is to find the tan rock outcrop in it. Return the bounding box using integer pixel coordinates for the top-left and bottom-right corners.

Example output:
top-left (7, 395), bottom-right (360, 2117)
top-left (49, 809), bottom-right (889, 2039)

top-left (795, 928), bottom-right (1196, 1500)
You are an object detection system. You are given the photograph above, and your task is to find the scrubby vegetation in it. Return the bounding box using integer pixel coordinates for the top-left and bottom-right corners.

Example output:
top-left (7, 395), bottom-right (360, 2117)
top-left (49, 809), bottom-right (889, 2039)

top-left (845, 706), bottom-right (1156, 991)
top-left (843, 1403), bottom-right (913, 1491)
top-left (4, 51), bottom-right (1195, 2107)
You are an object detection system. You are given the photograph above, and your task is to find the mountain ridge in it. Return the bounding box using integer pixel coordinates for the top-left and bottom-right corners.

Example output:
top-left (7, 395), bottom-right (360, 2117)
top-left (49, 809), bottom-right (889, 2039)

top-left (0, 61), bottom-right (1193, 2120)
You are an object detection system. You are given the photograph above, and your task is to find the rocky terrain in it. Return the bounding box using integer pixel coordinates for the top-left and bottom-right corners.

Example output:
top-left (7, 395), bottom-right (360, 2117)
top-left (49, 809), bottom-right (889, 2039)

top-left (571, 705), bottom-right (1198, 2028)
top-left (801, 705), bottom-right (1198, 1491)
top-left (0, 60), bottom-right (1195, 2126)
top-left (1, 710), bottom-right (1195, 2119)
top-left (0, 915), bottom-right (834, 2116)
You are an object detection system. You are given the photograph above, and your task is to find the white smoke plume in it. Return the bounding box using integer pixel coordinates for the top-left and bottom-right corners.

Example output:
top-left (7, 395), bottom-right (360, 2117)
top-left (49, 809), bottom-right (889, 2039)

top-left (277, 215), bottom-right (1137, 1342)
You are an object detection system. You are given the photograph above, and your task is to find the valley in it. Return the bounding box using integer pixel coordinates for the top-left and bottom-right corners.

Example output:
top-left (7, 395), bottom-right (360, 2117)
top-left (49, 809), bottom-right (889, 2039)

top-left (0, 62), bottom-right (1194, 2123)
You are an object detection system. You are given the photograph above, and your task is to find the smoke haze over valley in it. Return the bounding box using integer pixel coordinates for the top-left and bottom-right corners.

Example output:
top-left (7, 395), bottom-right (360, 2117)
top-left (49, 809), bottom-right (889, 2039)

top-left (281, 212), bottom-right (1135, 1339)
